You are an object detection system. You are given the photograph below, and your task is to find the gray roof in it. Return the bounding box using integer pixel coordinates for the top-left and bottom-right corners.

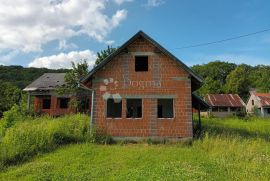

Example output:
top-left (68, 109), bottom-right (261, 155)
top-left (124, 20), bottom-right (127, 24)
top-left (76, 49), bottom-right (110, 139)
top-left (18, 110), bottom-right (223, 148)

top-left (23, 73), bottom-right (66, 91)
top-left (81, 30), bottom-right (203, 90)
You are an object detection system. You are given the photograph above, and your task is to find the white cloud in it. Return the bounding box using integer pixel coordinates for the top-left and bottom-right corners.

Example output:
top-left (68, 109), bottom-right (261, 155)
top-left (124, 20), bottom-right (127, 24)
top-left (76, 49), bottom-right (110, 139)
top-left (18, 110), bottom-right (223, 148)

top-left (58, 40), bottom-right (78, 51)
top-left (145, 0), bottom-right (165, 7)
top-left (111, 9), bottom-right (128, 27)
top-left (113, 0), bottom-right (133, 5)
top-left (105, 40), bottom-right (115, 45)
top-left (0, 0), bottom-right (128, 53)
top-left (28, 50), bottom-right (97, 69)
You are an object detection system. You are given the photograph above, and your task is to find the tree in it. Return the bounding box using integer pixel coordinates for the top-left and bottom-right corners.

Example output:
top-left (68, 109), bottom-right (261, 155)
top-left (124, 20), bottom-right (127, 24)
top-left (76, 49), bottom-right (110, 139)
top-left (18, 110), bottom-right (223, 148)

top-left (0, 82), bottom-right (22, 117)
top-left (256, 69), bottom-right (270, 93)
top-left (65, 60), bottom-right (89, 91)
top-left (249, 65), bottom-right (270, 93)
top-left (225, 64), bottom-right (251, 100)
top-left (95, 46), bottom-right (117, 66)
top-left (198, 77), bottom-right (224, 95)
top-left (57, 60), bottom-right (90, 111)
top-left (192, 61), bottom-right (237, 96)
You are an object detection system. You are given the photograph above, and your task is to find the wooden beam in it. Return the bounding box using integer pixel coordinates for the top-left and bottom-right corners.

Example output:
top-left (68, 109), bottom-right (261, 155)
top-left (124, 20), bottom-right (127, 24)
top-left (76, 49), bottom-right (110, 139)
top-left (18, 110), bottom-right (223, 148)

top-left (27, 93), bottom-right (31, 111)
top-left (198, 104), bottom-right (201, 130)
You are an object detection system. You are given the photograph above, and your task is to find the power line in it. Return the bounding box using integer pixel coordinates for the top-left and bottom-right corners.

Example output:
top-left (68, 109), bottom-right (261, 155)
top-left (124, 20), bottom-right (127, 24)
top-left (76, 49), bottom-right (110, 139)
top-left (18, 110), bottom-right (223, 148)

top-left (174, 28), bottom-right (270, 50)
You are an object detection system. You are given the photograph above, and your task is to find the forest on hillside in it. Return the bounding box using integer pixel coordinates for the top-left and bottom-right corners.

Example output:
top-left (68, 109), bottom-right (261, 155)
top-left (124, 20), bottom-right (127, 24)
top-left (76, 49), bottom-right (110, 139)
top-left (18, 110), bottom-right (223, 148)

top-left (0, 65), bottom-right (68, 89)
top-left (191, 61), bottom-right (270, 101)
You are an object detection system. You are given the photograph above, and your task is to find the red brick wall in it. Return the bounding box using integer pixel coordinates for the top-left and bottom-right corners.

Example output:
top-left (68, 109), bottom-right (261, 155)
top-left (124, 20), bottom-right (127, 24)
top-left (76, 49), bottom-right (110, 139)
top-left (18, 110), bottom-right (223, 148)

top-left (33, 96), bottom-right (76, 116)
top-left (87, 38), bottom-right (193, 138)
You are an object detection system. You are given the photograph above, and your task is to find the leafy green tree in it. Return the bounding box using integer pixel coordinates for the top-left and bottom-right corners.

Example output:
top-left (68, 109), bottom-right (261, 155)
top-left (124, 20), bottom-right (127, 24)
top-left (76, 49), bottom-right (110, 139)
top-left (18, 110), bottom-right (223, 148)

top-left (198, 77), bottom-right (224, 95)
top-left (249, 65), bottom-right (270, 93)
top-left (225, 64), bottom-right (251, 100)
top-left (256, 70), bottom-right (270, 93)
top-left (95, 46), bottom-right (117, 66)
top-left (65, 60), bottom-right (89, 91)
top-left (192, 61), bottom-right (237, 96)
top-left (57, 60), bottom-right (90, 110)
top-left (0, 82), bottom-right (22, 117)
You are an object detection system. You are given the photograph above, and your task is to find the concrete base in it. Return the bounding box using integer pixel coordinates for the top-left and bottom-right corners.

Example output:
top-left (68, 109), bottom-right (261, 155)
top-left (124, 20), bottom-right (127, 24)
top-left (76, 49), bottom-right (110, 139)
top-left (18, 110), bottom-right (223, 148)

top-left (112, 136), bottom-right (193, 144)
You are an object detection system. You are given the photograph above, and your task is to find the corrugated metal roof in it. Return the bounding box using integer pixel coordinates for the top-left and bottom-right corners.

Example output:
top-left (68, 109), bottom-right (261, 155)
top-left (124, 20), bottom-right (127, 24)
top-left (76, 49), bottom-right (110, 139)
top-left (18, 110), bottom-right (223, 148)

top-left (23, 73), bottom-right (66, 91)
top-left (205, 94), bottom-right (246, 107)
top-left (254, 92), bottom-right (270, 107)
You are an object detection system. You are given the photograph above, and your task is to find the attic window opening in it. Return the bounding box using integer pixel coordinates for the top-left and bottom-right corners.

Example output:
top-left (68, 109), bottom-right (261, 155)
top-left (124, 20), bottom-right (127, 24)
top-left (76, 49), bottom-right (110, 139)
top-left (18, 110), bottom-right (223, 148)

top-left (135, 56), bottom-right (148, 72)
top-left (252, 100), bottom-right (254, 105)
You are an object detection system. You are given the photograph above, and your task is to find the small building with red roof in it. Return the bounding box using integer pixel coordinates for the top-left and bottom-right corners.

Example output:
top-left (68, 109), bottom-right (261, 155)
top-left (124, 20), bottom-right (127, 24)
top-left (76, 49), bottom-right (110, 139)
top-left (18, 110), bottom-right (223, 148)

top-left (205, 94), bottom-right (246, 118)
top-left (246, 91), bottom-right (270, 117)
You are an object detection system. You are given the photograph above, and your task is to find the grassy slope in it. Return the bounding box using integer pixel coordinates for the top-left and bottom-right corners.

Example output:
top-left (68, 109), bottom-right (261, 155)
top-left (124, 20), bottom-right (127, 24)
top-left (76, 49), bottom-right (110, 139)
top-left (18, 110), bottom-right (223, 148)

top-left (0, 114), bottom-right (90, 168)
top-left (0, 118), bottom-right (270, 180)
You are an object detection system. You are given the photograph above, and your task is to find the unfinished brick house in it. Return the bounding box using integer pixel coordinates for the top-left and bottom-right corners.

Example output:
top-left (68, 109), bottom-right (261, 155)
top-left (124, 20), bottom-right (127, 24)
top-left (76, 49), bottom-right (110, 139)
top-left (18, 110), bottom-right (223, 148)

top-left (23, 73), bottom-right (90, 116)
top-left (81, 31), bottom-right (208, 140)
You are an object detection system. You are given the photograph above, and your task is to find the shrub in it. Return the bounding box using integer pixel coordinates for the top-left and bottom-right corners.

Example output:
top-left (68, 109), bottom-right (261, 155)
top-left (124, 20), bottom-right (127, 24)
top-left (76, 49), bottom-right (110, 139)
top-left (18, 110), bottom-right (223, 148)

top-left (1, 105), bottom-right (24, 129)
top-left (0, 97), bottom-right (36, 139)
top-left (90, 127), bottom-right (113, 144)
top-left (0, 105), bottom-right (26, 139)
top-left (0, 114), bottom-right (90, 169)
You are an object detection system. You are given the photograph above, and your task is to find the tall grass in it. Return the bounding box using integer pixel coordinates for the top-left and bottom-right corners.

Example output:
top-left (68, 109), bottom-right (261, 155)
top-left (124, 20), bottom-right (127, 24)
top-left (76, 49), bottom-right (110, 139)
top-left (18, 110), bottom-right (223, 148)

top-left (1, 114), bottom-right (269, 175)
top-left (0, 135), bottom-right (269, 180)
top-left (0, 114), bottom-right (90, 169)
top-left (201, 117), bottom-right (270, 140)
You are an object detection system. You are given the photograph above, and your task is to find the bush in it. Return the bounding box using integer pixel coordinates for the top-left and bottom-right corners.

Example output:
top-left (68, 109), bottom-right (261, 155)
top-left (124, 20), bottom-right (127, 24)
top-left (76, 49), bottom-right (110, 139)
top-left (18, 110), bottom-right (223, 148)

top-left (1, 105), bottom-right (24, 129)
top-left (90, 127), bottom-right (113, 144)
top-left (0, 114), bottom-right (90, 169)
top-left (0, 95), bottom-right (37, 139)
top-left (0, 105), bottom-right (25, 139)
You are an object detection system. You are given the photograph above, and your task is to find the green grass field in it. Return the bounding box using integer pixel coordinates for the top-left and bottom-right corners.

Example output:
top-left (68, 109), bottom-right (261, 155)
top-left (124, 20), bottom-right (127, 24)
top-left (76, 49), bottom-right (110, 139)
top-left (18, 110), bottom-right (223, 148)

top-left (0, 116), bottom-right (270, 180)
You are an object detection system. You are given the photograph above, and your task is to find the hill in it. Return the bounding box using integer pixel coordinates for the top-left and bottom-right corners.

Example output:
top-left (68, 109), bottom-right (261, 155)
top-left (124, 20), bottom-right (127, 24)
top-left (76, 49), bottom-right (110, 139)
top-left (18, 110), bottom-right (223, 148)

top-left (0, 65), bottom-right (69, 89)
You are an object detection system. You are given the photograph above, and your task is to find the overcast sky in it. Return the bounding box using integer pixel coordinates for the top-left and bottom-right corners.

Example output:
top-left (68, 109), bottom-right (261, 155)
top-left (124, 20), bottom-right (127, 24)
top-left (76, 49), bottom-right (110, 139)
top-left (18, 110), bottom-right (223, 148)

top-left (0, 0), bottom-right (270, 69)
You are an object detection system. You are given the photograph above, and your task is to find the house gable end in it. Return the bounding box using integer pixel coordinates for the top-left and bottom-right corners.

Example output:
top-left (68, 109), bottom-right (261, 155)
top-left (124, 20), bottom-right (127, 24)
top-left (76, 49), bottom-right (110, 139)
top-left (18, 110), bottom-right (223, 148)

top-left (89, 37), bottom-right (191, 93)
top-left (81, 31), bottom-right (202, 90)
